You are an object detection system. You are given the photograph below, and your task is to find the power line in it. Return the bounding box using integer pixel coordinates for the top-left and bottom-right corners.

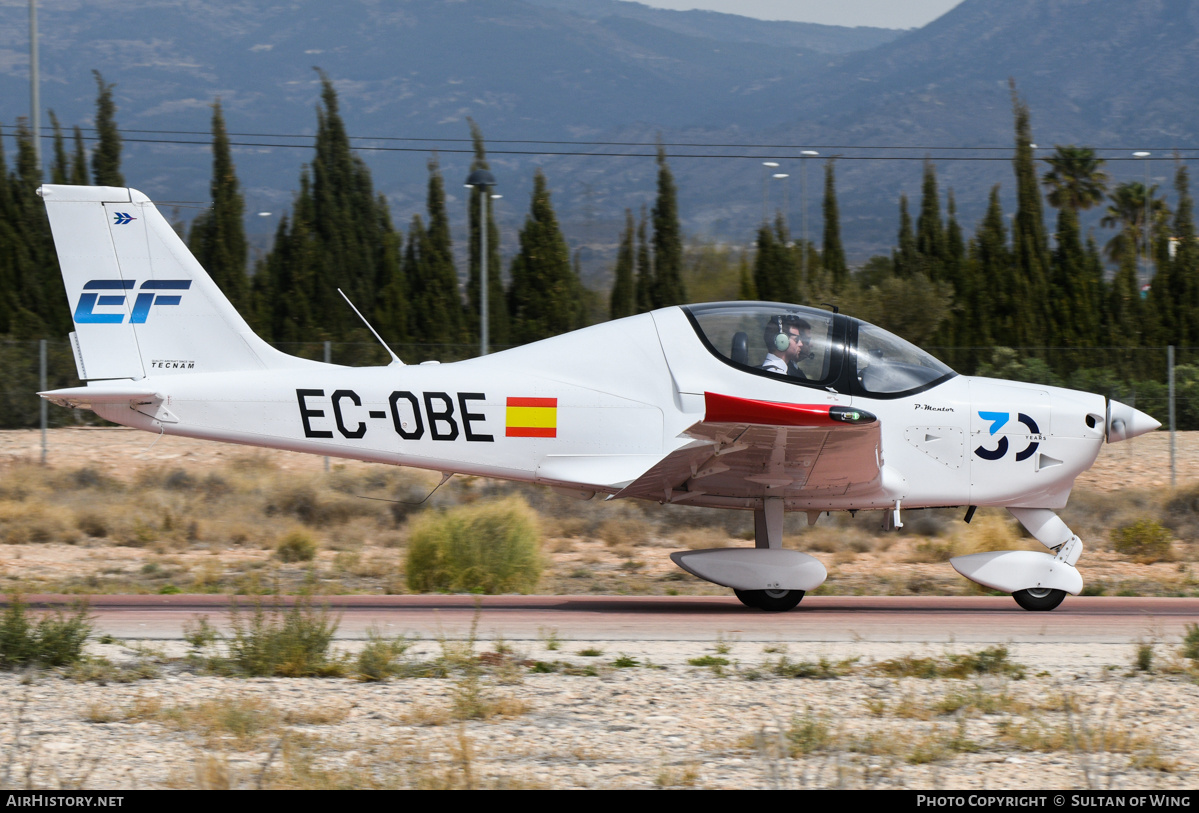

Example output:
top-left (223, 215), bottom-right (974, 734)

top-left (14, 127), bottom-right (1199, 159)
top-left (12, 130), bottom-right (1199, 163)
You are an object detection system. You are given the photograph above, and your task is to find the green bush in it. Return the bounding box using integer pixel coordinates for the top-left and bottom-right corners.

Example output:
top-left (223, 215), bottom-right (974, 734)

top-left (1181, 624), bottom-right (1199, 662)
top-left (0, 597), bottom-right (92, 669)
top-left (406, 497), bottom-right (543, 594)
top-left (1111, 520), bottom-right (1173, 564)
top-left (274, 530), bottom-right (318, 563)
top-left (224, 596), bottom-right (343, 677)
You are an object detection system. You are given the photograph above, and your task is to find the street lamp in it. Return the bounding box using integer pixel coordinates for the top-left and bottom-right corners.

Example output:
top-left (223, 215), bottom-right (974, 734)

top-left (761, 162), bottom-right (779, 222)
top-left (29, 0), bottom-right (40, 166)
top-left (800, 150), bottom-right (819, 288)
top-left (1133, 151), bottom-right (1151, 287)
top-left (465, 168), bottom-right (497, 356)
top-left (771, 173), bottom-right (790, 230)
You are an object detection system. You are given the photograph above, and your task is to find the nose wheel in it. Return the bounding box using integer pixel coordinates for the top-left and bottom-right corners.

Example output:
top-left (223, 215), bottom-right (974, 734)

top-left (1012, 587), bottom-right (1066, 611)
top-left (734, 588), bottom-right (805, 612)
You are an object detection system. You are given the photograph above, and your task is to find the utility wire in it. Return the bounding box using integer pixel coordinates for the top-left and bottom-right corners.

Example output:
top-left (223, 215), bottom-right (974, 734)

top-left (14, 130), bottom-right (1199, 162)
top-left (15, 127), bottom-right (1199, 158)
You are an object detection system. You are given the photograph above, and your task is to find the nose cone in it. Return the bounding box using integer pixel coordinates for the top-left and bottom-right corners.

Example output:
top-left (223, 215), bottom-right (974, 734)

top-left (1107, 399), bottom-right (1161, 443)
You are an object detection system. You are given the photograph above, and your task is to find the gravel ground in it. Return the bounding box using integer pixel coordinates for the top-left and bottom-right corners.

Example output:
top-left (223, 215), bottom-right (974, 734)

top-left (0, 429), bottom-right (1196, 790)
top-left (1, 638), bottom-right (1196, 790)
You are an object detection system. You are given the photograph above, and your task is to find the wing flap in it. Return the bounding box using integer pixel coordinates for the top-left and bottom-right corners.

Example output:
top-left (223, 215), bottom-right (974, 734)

top-left (611, 392), bottom-right (882, 504)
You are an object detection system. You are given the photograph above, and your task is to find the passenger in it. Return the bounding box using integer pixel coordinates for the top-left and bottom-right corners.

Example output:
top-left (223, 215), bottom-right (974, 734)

top-left (760, 315), bottom-right (811, 378)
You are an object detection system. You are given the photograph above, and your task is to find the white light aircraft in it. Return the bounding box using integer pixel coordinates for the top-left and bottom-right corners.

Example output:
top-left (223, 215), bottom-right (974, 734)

top-left (36, 184), bottom-right (1160, 611)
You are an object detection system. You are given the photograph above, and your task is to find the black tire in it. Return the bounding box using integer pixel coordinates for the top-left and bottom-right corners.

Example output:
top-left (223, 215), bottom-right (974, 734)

top-left (1012, 587), bottom-right (1067, 611)
top-left (736, 589), bottom-right (804, 612)
top-left (733, 589), bottom-right (760, 609)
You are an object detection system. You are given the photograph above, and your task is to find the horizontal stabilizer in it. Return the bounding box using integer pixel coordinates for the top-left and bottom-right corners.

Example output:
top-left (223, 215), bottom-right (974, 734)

top-left (39, 385), bottom-right (161, 409)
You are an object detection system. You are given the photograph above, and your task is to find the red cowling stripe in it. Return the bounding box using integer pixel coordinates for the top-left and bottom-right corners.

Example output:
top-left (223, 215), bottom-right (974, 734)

top-left (704, 391), bottom-right (838, 427)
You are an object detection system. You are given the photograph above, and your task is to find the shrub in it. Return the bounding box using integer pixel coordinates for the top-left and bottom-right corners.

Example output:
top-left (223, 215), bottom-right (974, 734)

top-left (0, 597), bottom-right (92, 669)
top-left (406, 497), bottom-right (543, 594)
top-left (224, 596), bottom-right (343, 677)
top-left (275, 530), bottom-right (318, 563)
top-left (355, 626), bottom-right (414, 681)
top-left (1181, 624), bottom-right (1199, 661)
top-left (1111, 520), bottom-right (1173, 564)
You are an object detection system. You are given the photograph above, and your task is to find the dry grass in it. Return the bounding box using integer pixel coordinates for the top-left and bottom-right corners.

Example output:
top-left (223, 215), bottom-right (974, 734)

top-left (0, 455), bottom-right (1196, 597)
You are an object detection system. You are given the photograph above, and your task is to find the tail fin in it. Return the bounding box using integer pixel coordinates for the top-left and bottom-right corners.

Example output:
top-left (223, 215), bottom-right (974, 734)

top-left (40, 184), bottom-right (317, 380)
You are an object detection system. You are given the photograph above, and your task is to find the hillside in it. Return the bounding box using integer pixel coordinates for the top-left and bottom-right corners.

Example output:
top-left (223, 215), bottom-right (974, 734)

top-left (1, 0), bottom-right (1197, 268)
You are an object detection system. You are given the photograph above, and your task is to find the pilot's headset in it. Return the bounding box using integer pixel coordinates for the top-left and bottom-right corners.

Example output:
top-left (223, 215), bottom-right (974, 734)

top-left (772, 316), bottom-right (790, 352)
top-left (773, 315), bottom-right (815, 359)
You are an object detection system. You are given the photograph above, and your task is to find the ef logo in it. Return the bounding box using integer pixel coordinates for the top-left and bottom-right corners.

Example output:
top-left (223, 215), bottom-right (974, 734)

top-left (974, 411), bottom-right (1042, 461)
top-left (74, 279), bottom-right (191, 324)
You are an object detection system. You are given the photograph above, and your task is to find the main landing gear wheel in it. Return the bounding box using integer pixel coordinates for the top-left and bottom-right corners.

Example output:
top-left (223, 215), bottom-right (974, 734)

top-left (1012, 587), bottom-right (1067, 611)
top-left (734, 589), bottom-right (805, 612)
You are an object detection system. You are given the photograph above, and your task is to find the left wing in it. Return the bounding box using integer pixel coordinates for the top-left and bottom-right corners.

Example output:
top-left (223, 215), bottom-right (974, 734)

top-left (611, 391), bottom-right (881, 505)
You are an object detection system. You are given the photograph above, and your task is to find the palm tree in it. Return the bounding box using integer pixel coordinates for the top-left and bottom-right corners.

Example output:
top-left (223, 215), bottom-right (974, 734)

top-left (1042, 145), bottom-right (1109, 212)
top-left (1100, 181), bottom-right (1168, 263)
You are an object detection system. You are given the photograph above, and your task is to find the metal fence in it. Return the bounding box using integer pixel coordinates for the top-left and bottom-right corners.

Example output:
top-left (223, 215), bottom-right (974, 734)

top-left (3, 340), bottom-right (1197, 462)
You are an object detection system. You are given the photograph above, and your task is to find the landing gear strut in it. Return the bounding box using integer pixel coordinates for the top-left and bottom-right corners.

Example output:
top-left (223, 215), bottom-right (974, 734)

top-left (735, 498), bottom-right (807, 612)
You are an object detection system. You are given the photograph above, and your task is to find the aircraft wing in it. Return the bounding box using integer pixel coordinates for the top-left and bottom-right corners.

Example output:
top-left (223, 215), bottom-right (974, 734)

top-left (611, 391), bottom-right (881, 504)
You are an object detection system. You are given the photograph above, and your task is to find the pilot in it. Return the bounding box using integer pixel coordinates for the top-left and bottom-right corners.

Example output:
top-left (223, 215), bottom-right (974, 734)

top-left (760, 315), bottom-right (811, 378)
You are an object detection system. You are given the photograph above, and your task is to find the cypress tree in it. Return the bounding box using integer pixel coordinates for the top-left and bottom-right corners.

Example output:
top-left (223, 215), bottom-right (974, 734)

top-left (651, 143), bottom-right (685, 306)
top-left (894, 195), bottom-right (917, 278)
top-left (48, 111), bottom-right (69, 185)
top-left (370, 192), bottom-right (406, 347)
top-left (609, 209), bottom-right (636, 320)
top-left (1171, 163), bottom-right (1199, 346)
top-left (945, 190), bottom-right (965, 268)
top-left (409, 158), bottom-right (464, 348)
top-left (465, 118), bottom-right (506, 348)
top-left (916, 160), bottom-right (946, 279)
top-left (822, 159), bottom-right (847, 292)
top-left (255, 209), bottom-right (316, 344)
top-left (1049, 204), bottom-right (1096, 370)
top-left (0, 127), bottom-right (16, 334)
top-left (634, 206), bottom-right (653, 314)
top-left (1147, 162), bottom-right (1196, 347)
top-left (6, 119), bottom-right (62, 338)
top-left (255, 71), bottom-right (401, 358)
top-left (188, 101), bottom-right (249, 309)
top-left (69, 127), bottom-right (88, 186)
top-left (968, 186), bottom-right (1011, 359)
top-left (737, 252), bottom-right (756, 300)
top-left (753, 217), bottom-right (799, 303)
top-left (507, 170), bottom-right (576, 344)
top-left (1108, 246), bottom-right (1142, 375)
top-left (1009, 83), bottom-right (1051, 352)
top-left (90, 71), bottom-right (123, 187)
top-left (931, 189), bottom-right (970, 370)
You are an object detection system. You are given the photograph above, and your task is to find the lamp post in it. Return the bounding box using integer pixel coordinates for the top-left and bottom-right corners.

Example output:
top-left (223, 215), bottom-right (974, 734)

top-left (761, 162), bottom-right (779, 222)
top-left (1133, 151), bottom-right (1151, 287)
top-left (29, 0), bottom-right (39, 166)
top-left (800, 150), bottom-right (819, 289)
top-left (465, 168), bottom-right (497, 356)
top-left (772, 173), bottom-right (790, 230)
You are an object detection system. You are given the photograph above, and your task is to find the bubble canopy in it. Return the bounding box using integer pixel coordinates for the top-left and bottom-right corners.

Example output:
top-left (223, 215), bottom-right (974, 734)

top-left (681, 302), bottom-right (956, 399)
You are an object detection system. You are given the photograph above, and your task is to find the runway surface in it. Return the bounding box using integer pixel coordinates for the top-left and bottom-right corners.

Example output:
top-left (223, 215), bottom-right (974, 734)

top-left (14, 594), bottom-right (1199, 643)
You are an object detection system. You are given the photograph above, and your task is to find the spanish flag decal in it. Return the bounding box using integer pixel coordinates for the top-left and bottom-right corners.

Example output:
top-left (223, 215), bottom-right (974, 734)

top-left (506, 397), bottom-right (557, 438)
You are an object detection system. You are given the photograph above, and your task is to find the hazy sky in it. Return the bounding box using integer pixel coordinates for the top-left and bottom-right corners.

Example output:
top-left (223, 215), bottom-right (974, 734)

top-left (638, 1), bottom-right (964, 29)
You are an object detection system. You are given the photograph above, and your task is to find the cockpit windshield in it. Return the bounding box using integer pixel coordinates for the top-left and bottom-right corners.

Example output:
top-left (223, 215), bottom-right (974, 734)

top-left (851, 321), bottom-right (954, 395)
top-left (682, 301), bottom-right (955, 398)
top-left (683, 302), bottom-right (840, 388)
